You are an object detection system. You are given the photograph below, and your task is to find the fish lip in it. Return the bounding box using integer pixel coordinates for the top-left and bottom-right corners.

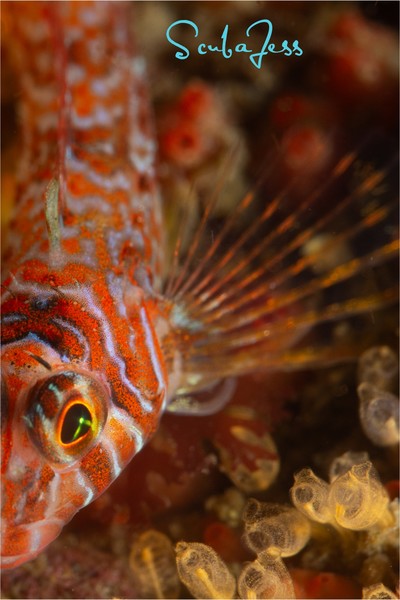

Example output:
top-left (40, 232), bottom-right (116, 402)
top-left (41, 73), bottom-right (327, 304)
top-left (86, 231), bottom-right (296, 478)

top-left (1, 520), bottom-right (63, 570)
top-left (1, 548), bottom-right (42, 570)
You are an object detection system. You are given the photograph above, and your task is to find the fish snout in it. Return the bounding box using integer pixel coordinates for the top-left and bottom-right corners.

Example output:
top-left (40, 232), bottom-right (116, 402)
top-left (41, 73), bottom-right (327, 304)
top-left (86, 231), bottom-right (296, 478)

top-left (1, 520), bottom-right (63, 570)
top-left (1, 459), bottom-right (57, 569)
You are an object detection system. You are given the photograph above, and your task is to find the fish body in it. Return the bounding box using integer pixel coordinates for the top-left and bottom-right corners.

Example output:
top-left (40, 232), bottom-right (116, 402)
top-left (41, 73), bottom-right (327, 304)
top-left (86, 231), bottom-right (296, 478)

top-left (1, 1), bottom-right (175, 569)
top-left (1, 0), bottom-right (398, 572)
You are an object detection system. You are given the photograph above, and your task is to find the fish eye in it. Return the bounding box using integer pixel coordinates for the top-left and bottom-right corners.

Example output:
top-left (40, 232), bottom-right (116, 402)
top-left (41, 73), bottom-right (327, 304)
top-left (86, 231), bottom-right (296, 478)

top-left (26, 370), bottom-right (108, 465)
top-left (60, 402), bottom-right (93, 445)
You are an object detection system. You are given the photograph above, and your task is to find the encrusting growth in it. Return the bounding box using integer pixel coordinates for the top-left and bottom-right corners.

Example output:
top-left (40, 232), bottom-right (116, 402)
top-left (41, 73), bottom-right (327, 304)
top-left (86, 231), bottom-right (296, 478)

top-left (362, 583), bottom-right (398, 599)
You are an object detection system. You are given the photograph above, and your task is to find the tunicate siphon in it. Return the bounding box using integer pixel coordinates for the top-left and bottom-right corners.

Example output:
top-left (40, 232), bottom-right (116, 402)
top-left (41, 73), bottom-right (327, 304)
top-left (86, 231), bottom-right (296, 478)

top-left (329, 450), bottom-right (370, 482)
top-left (290, 468), bottom-right (333, 523)
top-left (237, 551), bottom-right (295, 599)
top-left (328, 461), bottom-right (390, 530)
top-left (242, 499), bottom-right (310, 557)
top-left (358, 382), bottom-right (399, 447)
top-left (129, 530), bottom-right (180, 599)
top-left (358, 346), bottom-right (398, 392)
top-left (175, 541), bottom-right (236, 599)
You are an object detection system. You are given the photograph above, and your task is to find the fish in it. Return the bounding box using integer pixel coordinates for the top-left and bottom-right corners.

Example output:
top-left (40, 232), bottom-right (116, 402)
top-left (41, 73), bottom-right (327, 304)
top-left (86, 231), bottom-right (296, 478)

top-left (1, 0), bottom-right (398, 571)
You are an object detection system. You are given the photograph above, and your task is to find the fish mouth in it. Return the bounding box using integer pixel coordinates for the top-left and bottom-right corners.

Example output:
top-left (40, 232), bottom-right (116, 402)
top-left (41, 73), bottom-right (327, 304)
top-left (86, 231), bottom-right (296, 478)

top-left (1, 548), bottom-right (42, 570)
top-left (1, 520), bottom-right (63, 570)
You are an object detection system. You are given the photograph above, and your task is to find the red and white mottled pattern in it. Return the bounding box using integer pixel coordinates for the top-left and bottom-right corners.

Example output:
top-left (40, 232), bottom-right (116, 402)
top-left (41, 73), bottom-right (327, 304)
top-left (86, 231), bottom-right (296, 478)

top-left (1, 1), bottom-right (172, 570)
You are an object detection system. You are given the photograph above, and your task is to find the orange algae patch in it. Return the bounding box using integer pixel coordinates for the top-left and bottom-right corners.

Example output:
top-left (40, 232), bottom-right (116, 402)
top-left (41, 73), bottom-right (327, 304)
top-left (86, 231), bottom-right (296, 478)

top-left (203, 521), bottom-right (249, 563)
top-left (385, 480), bottom-right (400, 501)
top-left (290, 568), bottom-right (362, 599)
top-left (160, 122), bottom-right (207, 168)
top-left (177, 81), bottom-right (215, 119)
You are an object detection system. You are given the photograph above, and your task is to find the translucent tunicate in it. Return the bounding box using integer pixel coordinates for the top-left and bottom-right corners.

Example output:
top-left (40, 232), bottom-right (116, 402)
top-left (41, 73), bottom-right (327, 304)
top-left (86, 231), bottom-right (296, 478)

top-left (175, 541), bottom-right (236, 599)
top-left (205, 487), bottom-right (247, 528)
top-left (219, 425), bottom-right (280, 494)
top-left (358, 382), bottom-right (400, 447)
top-left (237, 552), bottom-right (295, 599)
top-left (362, 583), bottom-right (398, 599)
top-left (329, 450), bottom-right (370, 482)
top-left (302, 233), bottom-right (351, 275)
top-left (290, 468), bottom-right (333, 523)
top-left (129, 529), bottom-right (180, 599)
top-left (242, 500), bottom-right (310, 557)
top-left (358, 346), bottom-right (398, 392)
top-left (328, 461), bottom-right (390, 530)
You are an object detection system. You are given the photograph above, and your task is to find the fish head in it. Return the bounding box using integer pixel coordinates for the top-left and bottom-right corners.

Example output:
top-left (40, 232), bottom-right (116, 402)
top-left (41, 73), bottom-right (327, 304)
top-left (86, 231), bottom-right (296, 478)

top-left (1, 340), bottom-right (116, 569)
top-left (1, 276), bottom-right (169, 570)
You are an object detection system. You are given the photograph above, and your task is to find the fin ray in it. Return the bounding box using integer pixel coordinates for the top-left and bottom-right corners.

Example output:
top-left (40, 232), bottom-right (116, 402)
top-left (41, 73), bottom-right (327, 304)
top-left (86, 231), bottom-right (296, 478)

top-left (166, 143), bottom-right (398, 389)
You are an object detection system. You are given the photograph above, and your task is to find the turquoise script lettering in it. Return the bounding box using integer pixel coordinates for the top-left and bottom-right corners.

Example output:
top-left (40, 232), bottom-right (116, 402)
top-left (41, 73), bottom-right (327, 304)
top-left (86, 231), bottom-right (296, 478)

top-left (165, 19), bottom-right (303, 68)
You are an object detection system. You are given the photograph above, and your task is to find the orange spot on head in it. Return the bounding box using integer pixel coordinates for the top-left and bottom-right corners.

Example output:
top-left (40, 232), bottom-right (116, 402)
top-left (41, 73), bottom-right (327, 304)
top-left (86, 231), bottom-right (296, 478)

top-left (62, 238), bottom-right (80, 254)
top-left (80, 444), bottom-right (113, 495)
top-left (108, 417), bottom-right (136, 464)
top-left (68, 172), bottom-right (98, 197)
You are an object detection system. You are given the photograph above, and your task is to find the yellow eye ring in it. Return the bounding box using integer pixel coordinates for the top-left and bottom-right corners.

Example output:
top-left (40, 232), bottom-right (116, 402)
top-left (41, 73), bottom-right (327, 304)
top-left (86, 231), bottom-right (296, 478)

top-left (58, 400), bottom-right (95, 447)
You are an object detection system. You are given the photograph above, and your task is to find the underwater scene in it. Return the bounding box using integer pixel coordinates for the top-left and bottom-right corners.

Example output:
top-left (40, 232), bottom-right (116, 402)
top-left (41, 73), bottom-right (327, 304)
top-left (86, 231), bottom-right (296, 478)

top-left (1, 1), bottom-right (399, 598)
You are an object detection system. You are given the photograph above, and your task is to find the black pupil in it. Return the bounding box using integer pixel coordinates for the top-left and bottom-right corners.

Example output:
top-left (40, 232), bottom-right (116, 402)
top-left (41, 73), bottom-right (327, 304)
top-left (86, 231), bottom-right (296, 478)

top-left (61, 403), bottom-right (92, 445)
